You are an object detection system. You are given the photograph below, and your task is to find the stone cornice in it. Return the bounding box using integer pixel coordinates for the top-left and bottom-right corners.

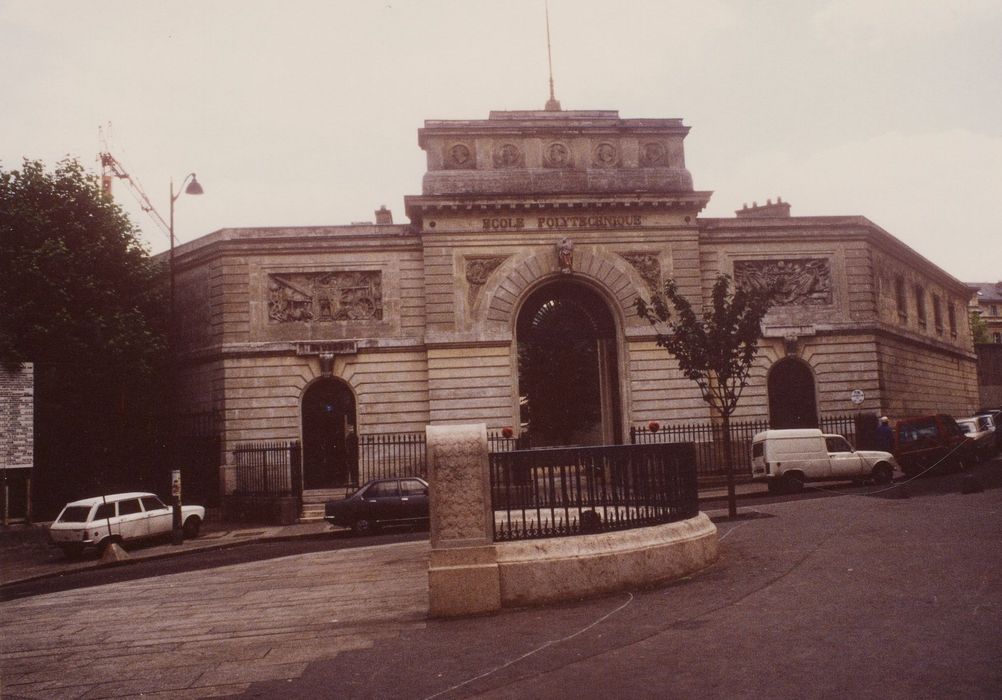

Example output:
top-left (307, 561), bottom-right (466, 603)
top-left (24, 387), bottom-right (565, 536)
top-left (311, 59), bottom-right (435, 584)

top-left (699, 216), bottom-right (971, 297)
top-left (629, 321), bottom-right (976, 362)
top-left (177, 337), bottom-right (428, 364)
top-left (418, 110), bottom-right (690, 146)
top-left (163, 225), bottom-right (421, 270)
top-left (405, 192), bottom-right (712, 217)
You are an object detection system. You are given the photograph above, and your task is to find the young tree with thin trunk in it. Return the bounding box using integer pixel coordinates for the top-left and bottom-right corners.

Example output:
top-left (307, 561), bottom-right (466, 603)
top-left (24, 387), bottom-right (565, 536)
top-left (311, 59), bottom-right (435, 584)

top-left (635, 274), bottom-right (775, 518)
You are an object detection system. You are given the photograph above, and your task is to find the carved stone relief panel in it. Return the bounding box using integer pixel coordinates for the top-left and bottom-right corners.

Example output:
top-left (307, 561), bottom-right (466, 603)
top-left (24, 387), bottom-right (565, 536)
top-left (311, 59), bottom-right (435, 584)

top-left (619, 252), bottom-right (662, 292)
top-left (465, 255), bottom-right (508, 308)
top-left (492, 142), bottom-right (524, 169)
top-left (267, 271), bottom-right (383, 323)
top-left (734, 258), bottom-right (833, 306)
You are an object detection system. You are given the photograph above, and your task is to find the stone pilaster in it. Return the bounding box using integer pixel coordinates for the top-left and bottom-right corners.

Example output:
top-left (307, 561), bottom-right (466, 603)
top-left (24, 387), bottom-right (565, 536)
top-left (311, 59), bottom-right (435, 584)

top-left (425, 423), bottom-right (500, 617)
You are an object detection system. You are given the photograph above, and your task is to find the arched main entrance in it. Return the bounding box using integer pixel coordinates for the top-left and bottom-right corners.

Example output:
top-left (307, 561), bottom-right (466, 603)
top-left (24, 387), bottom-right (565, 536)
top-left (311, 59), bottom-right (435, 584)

top-left (301, 379), bottom-right (358, 488)
top-left (768, 358), bottom-right (818, 429)
top-left (516, 280), bottom-right (622, 447)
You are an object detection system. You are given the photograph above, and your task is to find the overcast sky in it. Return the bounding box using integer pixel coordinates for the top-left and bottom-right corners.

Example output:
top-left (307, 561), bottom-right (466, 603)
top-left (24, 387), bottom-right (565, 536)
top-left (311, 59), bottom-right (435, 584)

top-left (3, 0), bottom-right (1000, 282)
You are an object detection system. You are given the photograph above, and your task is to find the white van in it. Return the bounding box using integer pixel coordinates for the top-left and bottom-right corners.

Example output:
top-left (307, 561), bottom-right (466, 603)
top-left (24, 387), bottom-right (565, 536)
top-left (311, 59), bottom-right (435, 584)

top-left (750, 429), bottom-right (899, 494)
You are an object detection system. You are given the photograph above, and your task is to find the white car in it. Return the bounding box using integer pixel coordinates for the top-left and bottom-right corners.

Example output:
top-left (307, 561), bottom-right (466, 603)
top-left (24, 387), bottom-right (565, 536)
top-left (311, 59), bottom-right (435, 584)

top-left (957, 417), bottom-right (995, 462)
top-left (48, 492), bottom-right (205, 559)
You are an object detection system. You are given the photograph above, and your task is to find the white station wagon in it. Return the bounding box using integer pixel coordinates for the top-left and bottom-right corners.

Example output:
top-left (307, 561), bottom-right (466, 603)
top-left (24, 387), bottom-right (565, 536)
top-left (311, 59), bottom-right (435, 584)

top-left (49, 492), bottom-right (205, 559)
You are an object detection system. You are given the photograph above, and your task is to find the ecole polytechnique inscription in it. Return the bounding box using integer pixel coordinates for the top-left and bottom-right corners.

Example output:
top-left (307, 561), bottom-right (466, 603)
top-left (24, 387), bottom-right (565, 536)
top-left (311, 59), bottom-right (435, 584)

top-left (734, 258), bottom-right (833, 306)
top-left (482, 214), bottom-right (645, 231)
top-left (268, 271), bottom-right (383, 323)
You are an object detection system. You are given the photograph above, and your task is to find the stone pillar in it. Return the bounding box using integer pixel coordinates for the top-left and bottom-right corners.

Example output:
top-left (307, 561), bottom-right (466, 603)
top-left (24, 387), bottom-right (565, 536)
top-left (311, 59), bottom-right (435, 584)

top-left (426, 423), bottom-right (500, 617)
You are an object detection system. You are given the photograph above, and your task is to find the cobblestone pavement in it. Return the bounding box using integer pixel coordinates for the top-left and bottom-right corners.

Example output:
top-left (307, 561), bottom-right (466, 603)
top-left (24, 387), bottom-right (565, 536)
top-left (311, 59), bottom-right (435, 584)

top-left (2, 469), bottom-right (1000, 698)
top-left (1, 541), bottom-right (430, 698)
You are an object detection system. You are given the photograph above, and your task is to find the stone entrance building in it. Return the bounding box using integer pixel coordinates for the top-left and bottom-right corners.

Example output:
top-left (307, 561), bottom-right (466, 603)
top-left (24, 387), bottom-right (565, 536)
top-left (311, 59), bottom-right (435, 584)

top-left (172, 108), bottom-right (979, 498)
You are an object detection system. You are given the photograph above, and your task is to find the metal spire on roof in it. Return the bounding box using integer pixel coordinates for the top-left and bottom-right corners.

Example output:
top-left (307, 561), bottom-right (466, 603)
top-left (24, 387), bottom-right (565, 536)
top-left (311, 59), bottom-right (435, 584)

top-left (544, 1), bottom-right (561, 111)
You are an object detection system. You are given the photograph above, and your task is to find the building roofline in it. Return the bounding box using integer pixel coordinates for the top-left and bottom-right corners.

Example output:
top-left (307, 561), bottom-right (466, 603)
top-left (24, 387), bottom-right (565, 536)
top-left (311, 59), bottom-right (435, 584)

top-left (699, 215), bottom-right (971, 295)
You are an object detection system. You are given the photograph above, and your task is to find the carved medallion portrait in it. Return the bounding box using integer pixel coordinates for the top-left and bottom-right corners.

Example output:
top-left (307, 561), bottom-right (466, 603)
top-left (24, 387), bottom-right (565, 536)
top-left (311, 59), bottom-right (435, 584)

top-left (447, 143), bottom-right (472, 168)
top-left (492, 142), bottom-right (524, 168)
top-left (544, 141), bottom-right (570, 168)
top-left (592, 141), bottom-right (618, 168)
top-left (640, 142), bottom-right (667, 166)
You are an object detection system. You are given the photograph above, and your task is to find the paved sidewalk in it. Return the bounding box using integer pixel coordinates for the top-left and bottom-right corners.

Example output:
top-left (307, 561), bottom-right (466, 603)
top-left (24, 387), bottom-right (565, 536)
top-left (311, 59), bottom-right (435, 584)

top-left (0, 481), bottom-right (769, 587)
top-left (0, 518), bottom-right (336, 587)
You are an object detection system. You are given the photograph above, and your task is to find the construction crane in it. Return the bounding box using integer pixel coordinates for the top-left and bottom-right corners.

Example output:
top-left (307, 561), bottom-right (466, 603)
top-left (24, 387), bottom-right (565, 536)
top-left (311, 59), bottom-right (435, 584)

top-left (98, 124), bottom-right (170, 240)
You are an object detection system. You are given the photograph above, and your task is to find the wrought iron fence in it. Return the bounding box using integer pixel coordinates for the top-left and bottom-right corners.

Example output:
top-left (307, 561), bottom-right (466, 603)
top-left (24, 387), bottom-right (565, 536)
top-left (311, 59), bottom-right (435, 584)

top-left (490, 443), bottom-right (698, 542)
top-left (233, 441), bottom-right (302, 495)
top-left (356, 432), bottom-right (427, 484)
top-left (630, 414), bottom-right (867, 482)
top-left (487, 431), bottom-right (531, 453)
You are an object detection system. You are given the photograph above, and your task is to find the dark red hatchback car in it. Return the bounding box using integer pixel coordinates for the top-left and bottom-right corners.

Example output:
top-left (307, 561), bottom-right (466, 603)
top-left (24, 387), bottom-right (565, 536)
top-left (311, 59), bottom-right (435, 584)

top-left (324, 477), bottom-right (429, 535)
top-left (892, 414), bottom-right (973, 478)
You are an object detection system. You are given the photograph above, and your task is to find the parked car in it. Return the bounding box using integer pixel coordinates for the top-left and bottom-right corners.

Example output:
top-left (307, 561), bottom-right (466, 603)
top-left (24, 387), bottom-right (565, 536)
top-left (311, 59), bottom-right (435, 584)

top-left (892, 414), bottom-right (973, 477)
top-left (751, 429), bottom-right (899, 494)
top-left (324, 477), bottom-right (429, 535)
top-left (973, 413), bottom-right (999, 452)
top-left (48, 492), bottom-right (205, 559)
top-left (956, 417), bottom-right (995, 462)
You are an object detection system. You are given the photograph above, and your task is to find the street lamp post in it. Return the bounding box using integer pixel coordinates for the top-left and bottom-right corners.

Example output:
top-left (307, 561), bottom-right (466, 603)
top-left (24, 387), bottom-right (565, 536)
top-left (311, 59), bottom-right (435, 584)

top-left (168, 173), bottom-right (203, 545)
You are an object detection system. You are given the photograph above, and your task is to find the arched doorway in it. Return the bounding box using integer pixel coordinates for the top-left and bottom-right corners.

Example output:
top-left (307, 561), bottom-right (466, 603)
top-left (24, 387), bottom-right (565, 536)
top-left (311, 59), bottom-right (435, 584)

top-left (516, 280), bottom-right (622, 447)
top-left (301, 379), bottom-right (358, 488)
top-left (768, 358), bottom-right (818, 429)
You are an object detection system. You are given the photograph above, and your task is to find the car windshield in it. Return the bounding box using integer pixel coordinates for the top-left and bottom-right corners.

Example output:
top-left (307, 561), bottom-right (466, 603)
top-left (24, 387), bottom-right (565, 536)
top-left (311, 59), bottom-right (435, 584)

top-left (57, 505), bottom-right (93, 523)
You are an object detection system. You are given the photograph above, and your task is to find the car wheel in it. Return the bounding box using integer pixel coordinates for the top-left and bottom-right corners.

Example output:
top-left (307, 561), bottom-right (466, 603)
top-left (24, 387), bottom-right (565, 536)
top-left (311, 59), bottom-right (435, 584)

top-left (98, 537), bottom-right (121, 554)
top-left (782, 472), bottom-right (805, 494)
top-left (871, 463), bottom-right (893, 485)
top-left (60, 544), bottom-right (84, 560)
top-left (183, 516), bottom-right (201, 539)
top-left (352, 518), bottom-right (374, 535)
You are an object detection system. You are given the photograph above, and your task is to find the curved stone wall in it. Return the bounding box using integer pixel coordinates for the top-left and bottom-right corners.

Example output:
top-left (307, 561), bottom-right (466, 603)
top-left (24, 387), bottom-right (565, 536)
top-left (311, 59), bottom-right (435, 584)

top-left (496, 514), bottom-right (718, 607)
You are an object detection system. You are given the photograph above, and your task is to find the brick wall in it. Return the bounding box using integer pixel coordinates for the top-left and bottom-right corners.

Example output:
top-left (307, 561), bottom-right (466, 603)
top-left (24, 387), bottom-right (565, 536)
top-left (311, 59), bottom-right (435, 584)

top-left (1, 363), bottom-right (33, 470)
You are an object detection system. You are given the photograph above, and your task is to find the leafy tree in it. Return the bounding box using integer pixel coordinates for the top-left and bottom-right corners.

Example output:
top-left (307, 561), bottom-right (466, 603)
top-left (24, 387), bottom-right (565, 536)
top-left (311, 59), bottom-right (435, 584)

top-left (0, 158), bottom-right (168, 516)
top-left (970, 311), bottom-right (991, 345)
top-left (635, 274), bottom-right (775, 518)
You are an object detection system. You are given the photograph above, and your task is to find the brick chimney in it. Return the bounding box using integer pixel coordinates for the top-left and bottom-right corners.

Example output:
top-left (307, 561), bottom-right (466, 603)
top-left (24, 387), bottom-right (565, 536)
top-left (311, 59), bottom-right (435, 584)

top-left (735, 197), bottom-right (791, 218)
top-left (375, 205), bottom-right (393, 224)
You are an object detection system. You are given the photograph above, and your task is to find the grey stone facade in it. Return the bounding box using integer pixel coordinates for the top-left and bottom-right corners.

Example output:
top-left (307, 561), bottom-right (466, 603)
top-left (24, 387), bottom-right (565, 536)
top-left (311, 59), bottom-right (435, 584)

top-left (170, 108), bottom-right (979, 497)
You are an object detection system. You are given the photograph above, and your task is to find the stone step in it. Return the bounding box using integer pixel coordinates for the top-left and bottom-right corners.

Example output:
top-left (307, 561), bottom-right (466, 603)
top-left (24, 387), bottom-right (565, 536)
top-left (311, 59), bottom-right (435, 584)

top-left (301, 488), bottom-right (354, 504)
